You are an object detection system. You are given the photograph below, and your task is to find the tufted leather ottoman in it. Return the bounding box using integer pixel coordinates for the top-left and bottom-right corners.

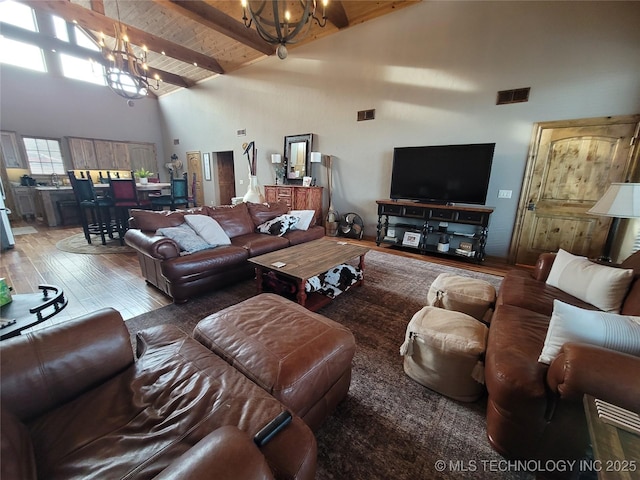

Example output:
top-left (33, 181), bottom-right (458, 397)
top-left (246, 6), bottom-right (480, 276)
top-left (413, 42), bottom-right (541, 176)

top-left (193, 293), bottom-right (356, 431)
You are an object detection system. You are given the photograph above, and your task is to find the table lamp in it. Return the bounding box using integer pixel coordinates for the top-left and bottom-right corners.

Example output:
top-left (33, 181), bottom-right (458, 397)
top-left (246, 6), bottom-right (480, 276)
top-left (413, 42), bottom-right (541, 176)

top-left (587, 182), bottom-right (640, 261)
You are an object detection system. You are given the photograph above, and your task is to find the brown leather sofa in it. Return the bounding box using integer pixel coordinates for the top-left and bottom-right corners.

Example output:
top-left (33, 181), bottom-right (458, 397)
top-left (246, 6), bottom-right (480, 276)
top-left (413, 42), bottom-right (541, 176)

top-left (0, 308), bottom-right (317, 480)
top-left (485, 252), bottom-right (640, 471)
top-left (124, 202), bottom-right (324, 303)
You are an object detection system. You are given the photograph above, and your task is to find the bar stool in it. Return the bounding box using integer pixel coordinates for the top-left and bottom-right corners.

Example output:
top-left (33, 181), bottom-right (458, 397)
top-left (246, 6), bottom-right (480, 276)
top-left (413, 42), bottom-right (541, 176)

top-left (67, 171), bottom-right (114, 245)
top-left (109, 172), bottom-right (152, 245)
top-left (150, 173), bottom-right (189, 211)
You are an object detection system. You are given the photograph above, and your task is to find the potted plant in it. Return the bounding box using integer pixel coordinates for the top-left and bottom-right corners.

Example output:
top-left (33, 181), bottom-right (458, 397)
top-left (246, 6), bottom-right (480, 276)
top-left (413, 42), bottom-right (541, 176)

top-left (134, 168), bottom-right (153, 185)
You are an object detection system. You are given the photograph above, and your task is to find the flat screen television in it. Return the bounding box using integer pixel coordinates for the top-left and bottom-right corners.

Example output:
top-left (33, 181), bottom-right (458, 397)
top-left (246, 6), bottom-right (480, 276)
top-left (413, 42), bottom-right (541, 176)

top-left (390, 143), bottom-right (495, 205)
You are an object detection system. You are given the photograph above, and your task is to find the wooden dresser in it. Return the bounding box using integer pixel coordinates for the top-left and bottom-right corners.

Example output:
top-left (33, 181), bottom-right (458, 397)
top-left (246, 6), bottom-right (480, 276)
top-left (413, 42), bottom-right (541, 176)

top-left (264, 185), bottom-right (323, 226)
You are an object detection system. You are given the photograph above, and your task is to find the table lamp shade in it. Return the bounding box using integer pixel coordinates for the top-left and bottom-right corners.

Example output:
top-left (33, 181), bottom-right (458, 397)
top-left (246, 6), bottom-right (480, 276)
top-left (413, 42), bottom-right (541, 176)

top-left (588, 183), bottom-right (640, 218)
top-left (271, 154), bottom-right (282, 164)
top-left (310, 152), bottom-right (322, 163)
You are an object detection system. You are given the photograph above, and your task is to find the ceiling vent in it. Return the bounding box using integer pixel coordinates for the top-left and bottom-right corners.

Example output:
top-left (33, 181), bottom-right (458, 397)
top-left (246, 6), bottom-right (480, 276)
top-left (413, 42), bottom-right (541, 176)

top-left (496, 87), bottom-right (530, 105)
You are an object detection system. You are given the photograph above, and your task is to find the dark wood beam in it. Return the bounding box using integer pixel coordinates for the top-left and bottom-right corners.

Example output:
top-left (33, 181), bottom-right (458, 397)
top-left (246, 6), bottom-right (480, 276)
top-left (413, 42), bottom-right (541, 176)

top-left (20, 0), bottom-right (225, 74)
top-left (327, 1), bottom-right (349, 29)
top-left (158, 0), bottom-right (273, 56)
top-left (0, 21), bottom-right (191, 89)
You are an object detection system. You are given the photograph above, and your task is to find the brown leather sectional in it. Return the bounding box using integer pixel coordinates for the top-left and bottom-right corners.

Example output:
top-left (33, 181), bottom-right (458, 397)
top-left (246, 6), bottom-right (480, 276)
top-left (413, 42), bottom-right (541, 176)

top-left (485, 252), bottom-right (640, 469)
top-left (1, 307), bottom-right (325, 479)
top-left (124, 202), bottom-right (324, 303)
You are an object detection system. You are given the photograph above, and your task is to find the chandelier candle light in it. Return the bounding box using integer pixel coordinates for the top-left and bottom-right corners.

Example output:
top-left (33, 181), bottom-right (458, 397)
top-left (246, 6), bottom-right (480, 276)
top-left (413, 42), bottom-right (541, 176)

top-left (241, 0), bottom-right (329, 59)
top-left (100, 1), bottom-right (160, 99)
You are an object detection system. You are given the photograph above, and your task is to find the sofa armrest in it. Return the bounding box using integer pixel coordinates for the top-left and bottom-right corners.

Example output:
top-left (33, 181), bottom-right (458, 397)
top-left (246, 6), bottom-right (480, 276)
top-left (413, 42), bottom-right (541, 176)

top-left (154, 426), bottom-right (274, 480)
top-left (0, 308), bottom-right (133, 421)
top-left (546, 342), bottom-right (640, 413)
top-left (532, 252), bottom-right (557, 281)
top-left (125, 229), bottom-right (181, 260)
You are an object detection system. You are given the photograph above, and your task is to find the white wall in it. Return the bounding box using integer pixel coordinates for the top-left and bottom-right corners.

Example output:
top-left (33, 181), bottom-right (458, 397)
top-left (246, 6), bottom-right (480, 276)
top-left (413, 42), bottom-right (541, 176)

top-left (1, 1), bottom-right (638, 259)
top-left (0, 66), bottom-right (165, 172)
top-left (158, 1), bottom-right (640, 258)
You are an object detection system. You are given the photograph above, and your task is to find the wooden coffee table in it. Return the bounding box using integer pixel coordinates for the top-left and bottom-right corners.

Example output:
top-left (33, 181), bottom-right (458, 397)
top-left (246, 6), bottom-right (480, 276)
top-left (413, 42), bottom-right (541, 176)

top-left (249, 238), bottom-right (370, 311)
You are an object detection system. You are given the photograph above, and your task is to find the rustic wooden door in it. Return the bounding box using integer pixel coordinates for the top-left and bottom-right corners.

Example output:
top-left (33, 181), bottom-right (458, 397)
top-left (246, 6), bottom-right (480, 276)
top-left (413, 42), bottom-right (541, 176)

top-left (186, 151), bottom-right (204, 207)
top-left (215, 151), bottom-right (235, 205)
top-left (511, 115), bottom-right (639, 265)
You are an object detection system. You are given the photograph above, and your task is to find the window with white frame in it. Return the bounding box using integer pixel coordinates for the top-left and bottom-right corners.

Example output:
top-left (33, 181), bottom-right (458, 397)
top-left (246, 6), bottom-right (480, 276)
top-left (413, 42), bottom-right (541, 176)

top-left (22, 137), bottom-right (65, 175)
top-left (1, 1), bottom-right (106, 86)
top-left (0, 1), bottom-right (46, 72)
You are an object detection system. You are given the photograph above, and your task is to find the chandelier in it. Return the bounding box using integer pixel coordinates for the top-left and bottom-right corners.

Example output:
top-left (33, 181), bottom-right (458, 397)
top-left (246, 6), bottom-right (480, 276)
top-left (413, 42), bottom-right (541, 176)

top-left (100, 2), bottom-right (160, 99)
top-left (242, 0), bottom-right (328, 60)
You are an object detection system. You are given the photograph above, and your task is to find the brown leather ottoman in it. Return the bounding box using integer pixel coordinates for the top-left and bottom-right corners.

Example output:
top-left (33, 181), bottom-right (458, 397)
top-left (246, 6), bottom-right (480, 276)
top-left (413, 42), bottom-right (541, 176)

top-left (193, 293), bottom-right (356, 431)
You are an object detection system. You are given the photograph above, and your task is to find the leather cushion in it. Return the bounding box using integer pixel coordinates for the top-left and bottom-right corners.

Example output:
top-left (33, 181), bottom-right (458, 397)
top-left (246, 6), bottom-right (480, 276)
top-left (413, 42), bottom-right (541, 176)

top-left (194, 293), bottom-right (356, 425)
top-left (231, 233), bottom-right (290, 257)
top-left (129, 209), bottom-right (186, 231)
top-left (498, 269), bottom-right (597, 316)
top-left (247, 201), bottom-right (289, 227)
top-left (161, 245), bottom-right (249, 281)
top-left (204, 203), bottom-right (255, 238)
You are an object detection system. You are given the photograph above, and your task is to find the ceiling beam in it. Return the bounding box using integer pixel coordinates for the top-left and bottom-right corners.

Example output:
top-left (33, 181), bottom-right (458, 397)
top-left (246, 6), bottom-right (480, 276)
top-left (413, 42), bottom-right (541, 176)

top-left (327, 1), bottom-right (349, 29)
top-left (158, 0), bottom-right (273, 56)
top-left (20, 0), bottom-right (225, 74)
top-left (0, 21), bottom-right (191, 89)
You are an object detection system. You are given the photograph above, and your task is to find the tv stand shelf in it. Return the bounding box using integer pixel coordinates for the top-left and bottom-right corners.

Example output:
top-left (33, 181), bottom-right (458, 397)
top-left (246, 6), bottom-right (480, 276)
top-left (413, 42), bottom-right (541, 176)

top-left (375, 199), bottom-right (494, 262)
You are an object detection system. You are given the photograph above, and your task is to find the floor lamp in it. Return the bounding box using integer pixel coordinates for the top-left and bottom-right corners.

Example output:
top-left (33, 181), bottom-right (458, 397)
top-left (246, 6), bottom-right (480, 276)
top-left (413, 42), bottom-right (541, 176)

top-left (587, 182), bottom-right (640, 262)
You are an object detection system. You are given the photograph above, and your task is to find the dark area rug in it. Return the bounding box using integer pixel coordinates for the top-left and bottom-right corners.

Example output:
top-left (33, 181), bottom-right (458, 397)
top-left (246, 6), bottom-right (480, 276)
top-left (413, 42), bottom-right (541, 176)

top-left (126, 251), bottom-right (532, 480)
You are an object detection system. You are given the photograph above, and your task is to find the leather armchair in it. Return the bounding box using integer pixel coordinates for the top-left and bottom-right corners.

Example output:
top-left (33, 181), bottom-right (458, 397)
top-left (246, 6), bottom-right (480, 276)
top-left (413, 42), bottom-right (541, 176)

top-left (1, 308), bottom-right (316, 480)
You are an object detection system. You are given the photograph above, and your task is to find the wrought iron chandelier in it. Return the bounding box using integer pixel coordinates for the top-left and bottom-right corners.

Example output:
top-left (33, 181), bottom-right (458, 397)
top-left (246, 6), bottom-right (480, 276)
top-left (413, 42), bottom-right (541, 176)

top-left (99, 2), bottom-right (160, 99)
top-left (242, 0), bottom-right (328, 60)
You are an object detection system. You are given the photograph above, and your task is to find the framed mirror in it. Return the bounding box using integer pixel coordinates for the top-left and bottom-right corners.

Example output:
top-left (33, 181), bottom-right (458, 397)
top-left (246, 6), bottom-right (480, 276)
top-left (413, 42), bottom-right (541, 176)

top-left (284, 133), bottom-right (314, 183)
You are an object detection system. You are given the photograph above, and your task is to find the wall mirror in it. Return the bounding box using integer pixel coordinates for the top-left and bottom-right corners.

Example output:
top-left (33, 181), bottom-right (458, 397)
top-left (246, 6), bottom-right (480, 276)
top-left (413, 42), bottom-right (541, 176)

top-left (284, 133), bottom-right (313, 183)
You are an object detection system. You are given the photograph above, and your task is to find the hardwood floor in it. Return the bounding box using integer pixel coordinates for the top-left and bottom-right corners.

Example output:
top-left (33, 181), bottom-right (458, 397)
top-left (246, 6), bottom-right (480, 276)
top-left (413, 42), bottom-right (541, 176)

top-left (1, 219), bottom-right (515, 331)
top-left (1, 220), bottom-right (171, 329)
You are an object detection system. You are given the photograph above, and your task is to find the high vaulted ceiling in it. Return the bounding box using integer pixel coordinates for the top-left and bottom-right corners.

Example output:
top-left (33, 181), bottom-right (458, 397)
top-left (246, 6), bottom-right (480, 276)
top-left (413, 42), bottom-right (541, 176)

top-left (21, 0), bottom-right (419, 97)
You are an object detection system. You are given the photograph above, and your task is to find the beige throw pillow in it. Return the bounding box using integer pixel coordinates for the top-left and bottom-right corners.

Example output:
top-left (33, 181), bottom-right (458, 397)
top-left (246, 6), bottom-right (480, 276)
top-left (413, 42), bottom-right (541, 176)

top-left (538, 300), bottom-right (640, 364)
top-left (289, 210), bottom-right (316, 231)
top-left (546, 249), bottom-right (634, 313)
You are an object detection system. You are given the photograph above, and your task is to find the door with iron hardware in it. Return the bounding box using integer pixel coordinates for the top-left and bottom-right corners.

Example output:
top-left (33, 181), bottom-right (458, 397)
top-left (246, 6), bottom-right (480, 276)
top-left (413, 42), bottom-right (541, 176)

top-left (511, 115), bottom-right (639, 265)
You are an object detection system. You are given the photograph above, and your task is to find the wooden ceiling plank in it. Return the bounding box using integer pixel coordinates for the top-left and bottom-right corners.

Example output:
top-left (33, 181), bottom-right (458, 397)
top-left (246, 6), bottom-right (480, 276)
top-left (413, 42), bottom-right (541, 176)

top-left (158, 0), bottom-right (273, 56)
top-left (89, 0), bottom-right (105, 16)
top-left (327, 1), bottom-right (349, 29)
top-left (20, 0), bottom-right (225, 74)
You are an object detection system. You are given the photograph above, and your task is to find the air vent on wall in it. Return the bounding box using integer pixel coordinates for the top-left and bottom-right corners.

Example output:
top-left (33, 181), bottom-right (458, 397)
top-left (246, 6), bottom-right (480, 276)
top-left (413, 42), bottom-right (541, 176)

top-left (357, 109), bottom-right (376, 121)
top-left (496, 87), bottom-right (530, 105)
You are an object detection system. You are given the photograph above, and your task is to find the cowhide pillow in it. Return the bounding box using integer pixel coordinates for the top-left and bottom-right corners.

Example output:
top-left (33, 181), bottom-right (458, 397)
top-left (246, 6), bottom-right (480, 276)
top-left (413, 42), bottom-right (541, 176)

top-left (257, 214), bottom-right (299, 237)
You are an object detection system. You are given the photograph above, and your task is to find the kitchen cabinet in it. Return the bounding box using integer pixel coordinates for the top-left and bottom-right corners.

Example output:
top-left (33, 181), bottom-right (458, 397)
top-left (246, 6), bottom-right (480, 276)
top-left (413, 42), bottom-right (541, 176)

top-left (12, 186), bottom-right (36, 219)
top-left (68, 137), bottom-right (154, 173)
top-left (68, 137), bottom-right (98, 170)
top-left (1, 131), bottom-right (26, 169)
